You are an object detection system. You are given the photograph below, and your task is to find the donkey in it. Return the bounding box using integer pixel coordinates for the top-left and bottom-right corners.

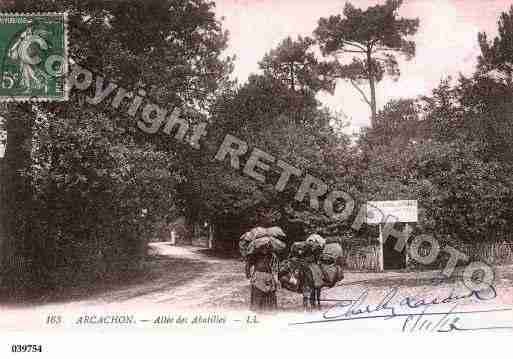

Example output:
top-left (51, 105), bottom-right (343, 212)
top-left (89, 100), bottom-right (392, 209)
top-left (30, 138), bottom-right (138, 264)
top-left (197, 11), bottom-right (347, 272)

top-left (297, 256), bottom-right (344, 310)
top-left (296, 262), bottom-right (322, 310)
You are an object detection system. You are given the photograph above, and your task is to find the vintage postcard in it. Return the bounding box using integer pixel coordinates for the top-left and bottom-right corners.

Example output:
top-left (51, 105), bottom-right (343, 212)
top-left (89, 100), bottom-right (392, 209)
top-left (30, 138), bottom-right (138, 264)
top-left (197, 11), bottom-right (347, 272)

top-left (1, 0), bottom-right (512, 357)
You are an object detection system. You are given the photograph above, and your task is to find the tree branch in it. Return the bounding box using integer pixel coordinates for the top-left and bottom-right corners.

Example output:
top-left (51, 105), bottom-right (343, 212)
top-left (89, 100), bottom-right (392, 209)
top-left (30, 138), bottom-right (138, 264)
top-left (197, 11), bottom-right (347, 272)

top-left (341, 40), bottom-right (366, 51)
top-left (350, 79), bottom-right (371, 107)
top-left (338, 49), bottom-right (366, 54)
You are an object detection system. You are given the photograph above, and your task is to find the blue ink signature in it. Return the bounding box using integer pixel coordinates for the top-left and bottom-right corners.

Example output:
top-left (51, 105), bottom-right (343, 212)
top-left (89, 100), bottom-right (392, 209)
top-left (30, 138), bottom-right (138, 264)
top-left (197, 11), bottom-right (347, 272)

top-left (289, 283), bottom-right (513, 333)
top-left (402, 305), bottom-right (513, 333)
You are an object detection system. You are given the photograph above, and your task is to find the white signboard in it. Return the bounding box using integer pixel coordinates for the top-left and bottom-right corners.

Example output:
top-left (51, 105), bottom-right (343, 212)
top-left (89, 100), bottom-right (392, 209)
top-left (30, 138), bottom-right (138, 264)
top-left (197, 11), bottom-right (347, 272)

top-left (366, 200), bottom-right (418, 224)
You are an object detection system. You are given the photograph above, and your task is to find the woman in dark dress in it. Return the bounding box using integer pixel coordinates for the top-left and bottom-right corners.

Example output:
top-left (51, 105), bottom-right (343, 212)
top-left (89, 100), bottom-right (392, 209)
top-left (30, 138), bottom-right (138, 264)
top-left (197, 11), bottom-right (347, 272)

top-left (245, 242), bottom-right (278, 311)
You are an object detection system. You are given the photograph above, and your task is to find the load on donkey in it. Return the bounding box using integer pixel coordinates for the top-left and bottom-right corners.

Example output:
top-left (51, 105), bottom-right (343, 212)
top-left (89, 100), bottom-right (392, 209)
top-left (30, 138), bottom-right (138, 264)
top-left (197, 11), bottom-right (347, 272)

top-left (240, 227), bottom-right (344, 310)
top-left (279, 234), bottom-right (344, 309)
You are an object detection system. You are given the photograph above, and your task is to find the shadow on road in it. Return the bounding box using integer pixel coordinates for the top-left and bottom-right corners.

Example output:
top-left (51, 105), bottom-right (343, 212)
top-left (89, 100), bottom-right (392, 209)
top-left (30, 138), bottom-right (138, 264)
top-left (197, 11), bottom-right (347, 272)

top-left (194, 248), bottom-right (241, 260)
top-left (0, 253), bottom-right (211, 308)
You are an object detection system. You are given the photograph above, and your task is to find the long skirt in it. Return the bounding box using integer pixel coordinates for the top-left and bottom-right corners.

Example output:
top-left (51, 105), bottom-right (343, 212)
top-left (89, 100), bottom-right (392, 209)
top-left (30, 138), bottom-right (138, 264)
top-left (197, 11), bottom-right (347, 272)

top-left (250, 286), bottom-right (277, 311)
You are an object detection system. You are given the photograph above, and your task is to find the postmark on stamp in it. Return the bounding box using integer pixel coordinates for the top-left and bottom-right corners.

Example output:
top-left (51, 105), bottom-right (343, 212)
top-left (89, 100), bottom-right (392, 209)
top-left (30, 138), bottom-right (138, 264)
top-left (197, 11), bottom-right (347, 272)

top-left (0, 13), bottom-right (68, 102)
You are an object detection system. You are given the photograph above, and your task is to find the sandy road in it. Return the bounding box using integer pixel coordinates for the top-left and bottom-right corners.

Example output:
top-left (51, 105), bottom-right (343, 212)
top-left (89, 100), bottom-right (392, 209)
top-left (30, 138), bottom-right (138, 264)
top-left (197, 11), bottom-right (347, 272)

top-left (1, 242), bottom-right (513, 333)
top-left (2, 242), bottom-right (513, 313)
top-left (128, 243), bottom-right (250, 308)
top-left (137, 243), bottom-right (513, 311)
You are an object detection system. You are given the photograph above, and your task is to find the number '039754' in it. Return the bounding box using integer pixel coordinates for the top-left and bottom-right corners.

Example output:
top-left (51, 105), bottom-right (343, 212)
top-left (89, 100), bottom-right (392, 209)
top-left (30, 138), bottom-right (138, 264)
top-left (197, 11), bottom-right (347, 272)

top-left (11, 344), bottom-right (43, 353)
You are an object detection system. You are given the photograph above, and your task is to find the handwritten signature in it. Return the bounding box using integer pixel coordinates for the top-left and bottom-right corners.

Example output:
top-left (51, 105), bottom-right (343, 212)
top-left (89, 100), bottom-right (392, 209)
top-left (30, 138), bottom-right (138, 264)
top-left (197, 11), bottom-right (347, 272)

top-left (290, 283), bottom-right (513, 333)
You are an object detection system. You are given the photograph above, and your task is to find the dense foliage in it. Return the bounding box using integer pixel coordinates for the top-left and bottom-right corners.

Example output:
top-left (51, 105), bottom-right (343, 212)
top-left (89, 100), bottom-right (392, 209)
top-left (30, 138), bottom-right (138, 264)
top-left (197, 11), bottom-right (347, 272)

top-left (0, 0), bottom-right (233, 291)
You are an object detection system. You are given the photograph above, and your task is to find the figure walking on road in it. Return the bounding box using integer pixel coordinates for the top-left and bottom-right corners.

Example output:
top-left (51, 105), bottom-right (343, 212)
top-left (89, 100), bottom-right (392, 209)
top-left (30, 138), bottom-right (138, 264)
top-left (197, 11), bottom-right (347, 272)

top-left (245, 242), bottom-right (279, 311)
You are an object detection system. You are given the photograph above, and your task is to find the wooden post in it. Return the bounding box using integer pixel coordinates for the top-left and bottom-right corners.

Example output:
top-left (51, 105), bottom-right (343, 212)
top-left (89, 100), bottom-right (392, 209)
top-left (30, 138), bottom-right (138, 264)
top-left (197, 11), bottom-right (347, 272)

top-left (208, 224), bottom-right (214, 249)
top-left (404, 223), bottom-right (411, 266)
top-left (378, 223), bottom-right (384, 272)
top-left (170, 229), bottom-right (176, 245)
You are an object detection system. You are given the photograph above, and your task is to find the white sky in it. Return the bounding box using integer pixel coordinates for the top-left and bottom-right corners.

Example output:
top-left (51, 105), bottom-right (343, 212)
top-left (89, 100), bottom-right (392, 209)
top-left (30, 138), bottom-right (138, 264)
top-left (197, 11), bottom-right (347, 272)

top-left (0, 0), bottom-right (508, 157)
top-left (215, 0), bottom-right (509, 134)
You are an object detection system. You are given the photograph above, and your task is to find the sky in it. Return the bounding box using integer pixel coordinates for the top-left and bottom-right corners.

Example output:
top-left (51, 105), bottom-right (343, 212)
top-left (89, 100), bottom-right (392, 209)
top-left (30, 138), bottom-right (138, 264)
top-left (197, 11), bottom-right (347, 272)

top-left (0, 0), bottom-right (509, 157)
top-left (215, 0), bottom-right (510, 134)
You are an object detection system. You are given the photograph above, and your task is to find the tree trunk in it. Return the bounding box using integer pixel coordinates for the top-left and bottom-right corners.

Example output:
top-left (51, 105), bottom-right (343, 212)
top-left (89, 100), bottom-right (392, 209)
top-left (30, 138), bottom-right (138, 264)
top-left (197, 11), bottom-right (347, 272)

top-left (0, 157), bottom-right (4, 269)
top-left (0, 104), bottom-right (34, 279)
top-left (367, 50), bottom-right (377, 128)
top-left (289, 62), bottom-right (295, 91)
top-left (43, 118), bottom-right (59, 286)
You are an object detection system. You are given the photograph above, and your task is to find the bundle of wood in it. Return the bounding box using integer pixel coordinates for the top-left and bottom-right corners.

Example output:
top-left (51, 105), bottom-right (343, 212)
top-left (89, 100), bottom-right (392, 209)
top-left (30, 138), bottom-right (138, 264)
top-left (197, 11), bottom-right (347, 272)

top-left (239, 226), bottom-right (286, 258)
top-left (319, 240), bottom-right (344, 287)
top-left (279, 234), bottom-right (344, 291)
top-left (306, 233), bottom-right (326, 247)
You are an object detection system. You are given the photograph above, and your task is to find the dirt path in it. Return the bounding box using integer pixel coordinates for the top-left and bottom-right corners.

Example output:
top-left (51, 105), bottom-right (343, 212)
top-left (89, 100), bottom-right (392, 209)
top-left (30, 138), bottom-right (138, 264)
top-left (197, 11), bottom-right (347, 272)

top-left (3, 242), bottom-right (513, 312)
top-left (138, 244), bottom-right (513, 311)
top-left (54, 243), bottom-right (250, 309)
top-left (130, 243), bottom-right (249, 308)
top-left (2, 243), bottom-right (513, 332)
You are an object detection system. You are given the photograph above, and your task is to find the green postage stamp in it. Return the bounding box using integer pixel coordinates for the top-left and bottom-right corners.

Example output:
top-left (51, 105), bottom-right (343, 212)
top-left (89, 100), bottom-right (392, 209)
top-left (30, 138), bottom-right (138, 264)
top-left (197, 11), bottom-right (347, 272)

top-left (0, 13), bottom-right (68, 102)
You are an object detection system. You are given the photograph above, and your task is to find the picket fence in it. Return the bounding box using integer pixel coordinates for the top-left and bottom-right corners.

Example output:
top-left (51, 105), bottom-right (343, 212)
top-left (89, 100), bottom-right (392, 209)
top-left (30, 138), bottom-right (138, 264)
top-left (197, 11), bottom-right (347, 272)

top-left (340, 239), bottom-right (513, 271)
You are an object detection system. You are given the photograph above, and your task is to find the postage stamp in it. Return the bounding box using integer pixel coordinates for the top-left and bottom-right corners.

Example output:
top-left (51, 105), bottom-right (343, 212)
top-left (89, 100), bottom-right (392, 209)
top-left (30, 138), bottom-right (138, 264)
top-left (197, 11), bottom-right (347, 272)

top-left (0, 13), bottom-right (68, 102)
